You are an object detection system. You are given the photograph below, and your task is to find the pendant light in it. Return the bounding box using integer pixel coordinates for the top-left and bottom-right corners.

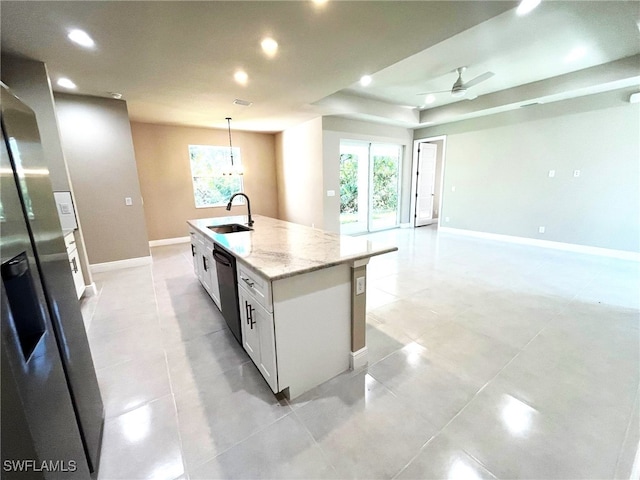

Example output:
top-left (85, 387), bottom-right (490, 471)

top-left (223, 117), bottom-right (243, 176)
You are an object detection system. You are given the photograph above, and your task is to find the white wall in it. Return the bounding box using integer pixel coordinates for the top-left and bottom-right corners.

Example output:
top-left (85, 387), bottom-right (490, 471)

top-left (275, 117), bottom-right (324, 228)
top-left (322, 117), bottom-right (414, 233)
top-left (414, 88), bottom-right (640, 253)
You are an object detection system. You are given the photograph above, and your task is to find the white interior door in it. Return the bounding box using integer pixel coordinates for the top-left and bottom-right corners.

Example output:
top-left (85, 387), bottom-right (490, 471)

top-left (415, 143), bottom-right (437, 227)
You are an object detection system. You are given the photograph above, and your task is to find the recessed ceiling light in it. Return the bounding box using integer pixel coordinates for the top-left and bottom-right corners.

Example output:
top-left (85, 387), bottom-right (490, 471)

top-left (67, 29), bottom-right (95, 48)
top-left (516, 0), bottom-right (541, 16)
top-left (564, 46), bottom-right (587, 63)
top-left (109, 92), bottom-right (123, 99)
top-left (424, 94), bottom-right (436, 104)
top-left (261, 37), bottom-right (278, 58)
top-left (234, 70), bottom-right (248, 85)
top-left (57, 78), bottom-right (77, 90)
top-left (360, 75), bottom-right (372, 87)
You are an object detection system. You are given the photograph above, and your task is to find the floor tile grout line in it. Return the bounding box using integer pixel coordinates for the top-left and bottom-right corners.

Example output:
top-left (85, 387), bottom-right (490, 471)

top-left (391, 322), bottom-right (551, 480)
top-left (613, 384), bottom-right (640, 479)
top-left (186, 404), bottom-right (295, 474)
top-left (289, 402), bottom-right (342, 479)
top-left (149, 248), bottom-right (190, 480)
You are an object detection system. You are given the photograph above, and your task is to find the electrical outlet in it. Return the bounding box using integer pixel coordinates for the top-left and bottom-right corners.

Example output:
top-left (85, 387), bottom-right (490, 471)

top-left (573, 170), bottom-right (581, 177)
top-left (125, 197), bottom-right (133, 206)
top-left (356, 276), bottom-right (365, 295)
top-left (327, 190), bottom-right (335, 197)
top-left (538, 226), bottom-right (545, 234)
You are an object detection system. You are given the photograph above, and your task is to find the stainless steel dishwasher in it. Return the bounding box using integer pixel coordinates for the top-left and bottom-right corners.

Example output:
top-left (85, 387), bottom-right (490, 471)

top-left (212, 244), bottom-right (242, 345)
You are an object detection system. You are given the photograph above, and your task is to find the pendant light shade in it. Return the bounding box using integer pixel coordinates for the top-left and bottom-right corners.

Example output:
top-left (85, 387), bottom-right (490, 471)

top-left (223, 117), bottom-right (243, 176)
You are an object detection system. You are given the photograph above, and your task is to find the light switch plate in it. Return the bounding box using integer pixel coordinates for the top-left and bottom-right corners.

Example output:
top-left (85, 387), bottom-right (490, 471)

top-left (356, 276), bottom-right (365, 295)
top-left (125, 197), bottom-right (133, 206)
top-left (327, 190), bottom-right (336, 197)
top-left (548, 170), bottom-right (555, 178)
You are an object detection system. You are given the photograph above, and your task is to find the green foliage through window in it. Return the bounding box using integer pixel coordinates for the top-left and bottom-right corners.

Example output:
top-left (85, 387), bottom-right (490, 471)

top-left (340, 153), bottom-right (358, 214)
top-left (189, 145), bottom-right (243, 208)
top-left (372, 155), bottom-right (398, 212)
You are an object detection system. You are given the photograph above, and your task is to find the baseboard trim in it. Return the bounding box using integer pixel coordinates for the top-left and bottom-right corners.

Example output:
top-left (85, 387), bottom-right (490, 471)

top-left (90, 256), bottom-right (152, 273)
top-left (149, 236), bottom-right (190, 247)
top-left (82, 282), bottom-right (98, 297)
top-left (439, 227), bottom-right (640, 261)
top-left (350, 346), bottom-right (368, 371)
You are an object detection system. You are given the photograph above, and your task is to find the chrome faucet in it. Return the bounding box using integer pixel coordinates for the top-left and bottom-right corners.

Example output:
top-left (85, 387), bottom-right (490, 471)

top-left (226, 193), bottom-right (254, 226)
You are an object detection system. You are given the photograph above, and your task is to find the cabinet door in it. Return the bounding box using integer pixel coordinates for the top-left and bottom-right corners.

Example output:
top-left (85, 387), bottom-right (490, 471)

top-left (255, 304), bottom-right (278, 393)
top-left (204, 246), bottom-right (220, 309)
top-left (68, 249), bottom-right (85, 299)
top-left (200, 250), bottom-right (212, 292)
top-left (189, 233), bottom-right (198, 277)
top-left (239, 287), bottom-right (260, 367)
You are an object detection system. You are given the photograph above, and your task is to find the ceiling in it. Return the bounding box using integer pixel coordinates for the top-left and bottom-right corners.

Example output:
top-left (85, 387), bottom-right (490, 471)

top-left (2, 1), bottom-right (639, 133)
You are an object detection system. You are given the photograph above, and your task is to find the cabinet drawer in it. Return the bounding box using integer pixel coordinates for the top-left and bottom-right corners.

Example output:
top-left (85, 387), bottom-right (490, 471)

top-left (63, 231), bottom-right (77, 254)
top-left (237, 263), bottom-right (272, 312)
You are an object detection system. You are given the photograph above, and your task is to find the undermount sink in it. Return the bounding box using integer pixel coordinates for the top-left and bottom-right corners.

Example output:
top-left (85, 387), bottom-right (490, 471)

top-left (207, 223), bottom-right (253, 234)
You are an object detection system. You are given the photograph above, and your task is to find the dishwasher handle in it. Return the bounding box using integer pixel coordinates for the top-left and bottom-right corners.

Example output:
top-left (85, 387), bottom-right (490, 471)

top-left (212, 249), bottom-right (232, 267)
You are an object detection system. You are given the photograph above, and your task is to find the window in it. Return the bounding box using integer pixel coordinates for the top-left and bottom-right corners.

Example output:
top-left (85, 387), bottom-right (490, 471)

top-left (189, 145), bottom-right (243, 208)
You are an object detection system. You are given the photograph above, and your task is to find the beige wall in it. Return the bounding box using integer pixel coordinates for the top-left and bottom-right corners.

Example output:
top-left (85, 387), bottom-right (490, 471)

top-left (275, 117), bottom-right (324, 228)
top-left (54, 93), bottom-right (150, 264)
top-left (415, 88), bottom-right (640, 252)
top-left (130, 122), bottom-right (278, 241)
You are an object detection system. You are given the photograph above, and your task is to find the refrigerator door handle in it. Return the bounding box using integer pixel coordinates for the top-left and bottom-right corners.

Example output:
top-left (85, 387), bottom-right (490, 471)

top-left (1, 252), bottom-right (29, 279)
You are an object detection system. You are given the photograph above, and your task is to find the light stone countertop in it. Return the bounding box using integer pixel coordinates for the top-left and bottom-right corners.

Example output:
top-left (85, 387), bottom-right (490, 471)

top-left (187, 215), bottom-right (397, 281)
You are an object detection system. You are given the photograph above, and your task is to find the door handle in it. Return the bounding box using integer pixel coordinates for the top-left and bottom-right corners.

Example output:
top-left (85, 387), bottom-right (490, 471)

top-left (245, 300), bottom-right (256, 329)
top-left (71, 257), bottom-right (78, 274)
top-left (202, 256), bottom-right (207, 271)
top-left (212, 250), bottom-right (232, 266)
top-left (241, 276), bottom-right (255, 288)
top-left (191, 244), bottom-right (196, 256)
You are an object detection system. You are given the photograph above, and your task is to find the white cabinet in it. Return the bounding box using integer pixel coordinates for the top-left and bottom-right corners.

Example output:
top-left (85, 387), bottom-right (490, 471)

top-left (203, 247), bottom-right (220, 307)
top-left (64, 231), bottom-right (85, 299)
top-left (238, 282), bottom-right (278, 393)
top-left (189, 231), bottom-right (199, 277)
top-left (189, 229), bottom-right (220, 309)
top-left (237, 261), bottom-right (351, 399)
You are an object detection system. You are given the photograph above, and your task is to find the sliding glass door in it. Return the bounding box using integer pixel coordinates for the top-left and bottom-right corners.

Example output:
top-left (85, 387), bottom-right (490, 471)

top-left (340, 140), bottom-right (401, 234)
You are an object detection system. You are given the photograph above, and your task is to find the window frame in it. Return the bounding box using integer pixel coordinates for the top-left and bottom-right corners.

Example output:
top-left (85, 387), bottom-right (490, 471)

top-left (188, 144), bottom-right (244, 208)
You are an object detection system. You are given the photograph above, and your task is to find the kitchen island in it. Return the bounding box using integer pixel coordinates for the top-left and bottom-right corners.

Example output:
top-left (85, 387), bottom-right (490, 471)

top-left (187, 214), bottom-right (397, 398)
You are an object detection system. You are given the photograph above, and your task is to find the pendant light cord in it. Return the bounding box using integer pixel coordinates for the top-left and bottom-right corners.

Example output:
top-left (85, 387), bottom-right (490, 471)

top-left (226, 117), bottom-right (234, 167)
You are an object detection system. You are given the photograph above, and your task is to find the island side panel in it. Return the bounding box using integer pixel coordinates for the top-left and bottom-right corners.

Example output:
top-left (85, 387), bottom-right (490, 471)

top-left (272, 264), bottom-right (351, 399)
top-left (350, 263), bottom-right (368, 369)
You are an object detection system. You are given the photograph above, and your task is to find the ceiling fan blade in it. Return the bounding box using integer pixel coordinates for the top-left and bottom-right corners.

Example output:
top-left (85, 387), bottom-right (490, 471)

top-left (416, 90), bottom-right (450, 95)
top-left (463, 71), bottom-right (494, 88)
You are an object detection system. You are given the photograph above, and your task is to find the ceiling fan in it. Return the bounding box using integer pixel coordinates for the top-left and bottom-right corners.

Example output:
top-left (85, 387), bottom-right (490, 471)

top-left (419, 66), bottom-right (494, 100)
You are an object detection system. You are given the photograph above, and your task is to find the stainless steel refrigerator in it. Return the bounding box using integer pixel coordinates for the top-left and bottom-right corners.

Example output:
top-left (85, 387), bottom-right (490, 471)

top-left (1, 84), bottom-right (104, 478)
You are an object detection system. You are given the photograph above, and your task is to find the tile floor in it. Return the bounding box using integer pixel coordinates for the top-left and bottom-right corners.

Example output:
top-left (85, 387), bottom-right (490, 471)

top-left (82, 226), bottom-right (640, 480)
